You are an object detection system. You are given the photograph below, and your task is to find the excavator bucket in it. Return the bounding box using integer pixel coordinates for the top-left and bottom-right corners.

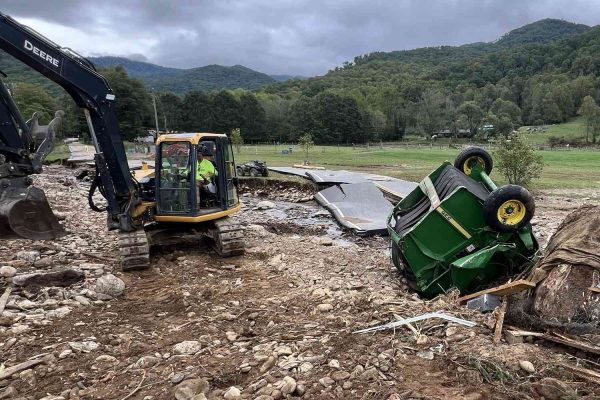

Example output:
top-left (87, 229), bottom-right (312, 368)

top-left (0, 185), bottom-right (65, 240)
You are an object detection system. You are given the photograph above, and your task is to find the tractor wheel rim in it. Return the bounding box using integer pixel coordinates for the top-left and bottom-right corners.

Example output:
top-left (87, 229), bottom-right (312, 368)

top-left (463, 156), bottom-right (485, 175)
top-left (497, 199), bottom-right (526, 225)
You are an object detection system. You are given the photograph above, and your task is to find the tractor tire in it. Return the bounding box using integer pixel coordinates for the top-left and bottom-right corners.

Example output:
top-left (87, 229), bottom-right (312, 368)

top-left (249, 168), bottom-right (259, 177)
top-left (236, 166), bottom-right (244, 176)
top-left (391, 240), bottom-right (419, 291)
top-left (483, 184), bottom-right (535, 232)
top-left (262, 170), bottom-right (269, 177)
top-left (454, 146), bottom-right (493, 176)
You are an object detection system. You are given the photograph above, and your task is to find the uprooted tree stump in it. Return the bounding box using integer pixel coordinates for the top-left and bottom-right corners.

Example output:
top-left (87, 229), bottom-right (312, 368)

top-left (511, 205), bottom-right (600, 331)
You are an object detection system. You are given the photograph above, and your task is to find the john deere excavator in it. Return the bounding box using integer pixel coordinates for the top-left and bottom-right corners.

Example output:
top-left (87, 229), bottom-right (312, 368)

top-left (0, 12), bottom-right (244, 270)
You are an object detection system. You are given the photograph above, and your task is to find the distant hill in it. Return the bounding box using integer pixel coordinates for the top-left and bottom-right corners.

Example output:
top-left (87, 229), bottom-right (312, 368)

top-left (270, 74), bottom-right (307, 82)
top-left (495, 18), bottom-right (590, 48)
top-left (90, 57), bottom-right (276, 94)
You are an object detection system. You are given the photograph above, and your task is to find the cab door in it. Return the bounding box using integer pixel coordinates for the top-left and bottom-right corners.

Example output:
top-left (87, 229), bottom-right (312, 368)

top-left (156, 141), bottom-right (194, 214)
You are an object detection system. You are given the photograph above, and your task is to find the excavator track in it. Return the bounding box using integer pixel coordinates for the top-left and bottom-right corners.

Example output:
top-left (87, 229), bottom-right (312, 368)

top-left (209, 217), bottom-right (245, 257)
top-left (118, 229), bottom-right (150, 271)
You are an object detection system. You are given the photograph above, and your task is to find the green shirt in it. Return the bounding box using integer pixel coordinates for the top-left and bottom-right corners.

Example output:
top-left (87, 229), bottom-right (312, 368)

top-left (196, 159), bottom-right (216, 181)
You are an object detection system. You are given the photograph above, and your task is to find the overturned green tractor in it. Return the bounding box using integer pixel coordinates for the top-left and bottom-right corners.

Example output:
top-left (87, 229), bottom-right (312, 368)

top-left (388, 147), bottom-right (538, 297)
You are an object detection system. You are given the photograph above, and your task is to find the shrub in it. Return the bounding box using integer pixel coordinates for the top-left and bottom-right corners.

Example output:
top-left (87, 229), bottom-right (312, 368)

top-left (495, 132), bottom-right (543, 186)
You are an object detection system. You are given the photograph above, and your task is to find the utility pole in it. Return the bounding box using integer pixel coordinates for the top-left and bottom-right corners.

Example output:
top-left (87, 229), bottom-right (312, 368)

top-left (164, 114), bottom-right (167, 132)
top-left (151, 92), bottom-right (159, 139)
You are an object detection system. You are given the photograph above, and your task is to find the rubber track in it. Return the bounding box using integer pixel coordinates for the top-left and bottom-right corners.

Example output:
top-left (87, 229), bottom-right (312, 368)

top-left (211, 218), bottom-right (245, 257)
top-left (118, 229), bottom-right (150, 271)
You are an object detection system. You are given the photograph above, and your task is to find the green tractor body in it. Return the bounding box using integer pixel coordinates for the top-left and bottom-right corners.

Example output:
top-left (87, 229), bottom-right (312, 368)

top-left (388, 148), bottom-right (538, 297)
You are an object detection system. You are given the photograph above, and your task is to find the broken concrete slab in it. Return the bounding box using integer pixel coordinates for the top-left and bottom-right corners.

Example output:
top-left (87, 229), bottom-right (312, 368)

top-left (268, 166), bottom-right (312, 178)
top-left (314, 182), bottom-right (393, 236)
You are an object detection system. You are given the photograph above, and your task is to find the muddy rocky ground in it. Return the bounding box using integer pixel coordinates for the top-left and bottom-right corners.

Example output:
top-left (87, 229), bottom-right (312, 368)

top-left (0, 165), bottom-right (599, 400)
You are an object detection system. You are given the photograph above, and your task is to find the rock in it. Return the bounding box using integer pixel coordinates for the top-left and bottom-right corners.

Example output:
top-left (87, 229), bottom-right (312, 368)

top-left (95, 355), bottom-right (118, 364)
top-left (360, 367), bottom-right (379, 381)
top-left (518, 360), bottom-right (535, 374)
top-left (416, 335), bottom-right (428, 345)
top-left (294, 383), bottom-right (306, 396)
top-left (416, 350), bottom-right (434, 360)
top-left (69, 341), bottom-right (98, 353)
top-left (95, 274), bottom-right (125, 297)
top-left (279, 376), bottom-right (296, 395)
top-left (135, 355), bottom-right (160, 368)
top-left (533, 377), bottom-right (574, 399)
top-left (297, 362), bottom-right (313, 373)
top-left (318, 237), bottom-right (333, 246)
top-left (254, 396), bottom-right (273, 400)
top-left (174, 378), bottom-right (210, 400)
top-left (0, 265), bottom-right (16, 278)
top-left (257, 201), bottom-right (276, 210)
top-left (445, 326), bottom-right (458, 337)
top-left (319, 377), bottom-right (335, 387)
top-left (38, 396), bottom-right (64, 400)
top-left (342, 381), bottom-right (353, 390)
top-left (316, 303), bottom-right (333, 312)
top-left (172, 341), bottom-right (201, 355)
top-left (0, 386), bottom-right (18, 399)
top-left (19, 369), bottom-right (36, 387)
top-left (12, 269), bottom-right (85, 289)
top-left (260, 356), bottom-right (277, 373)
top-left (331, 370), bottom-right (350, 381)
top-left (16, 250), bottom-right (40, 263)
top-left (328, 359), bottom-right (340, 369)
top-left (170, 372), bottom-right (186, 384)
top-left (225, 331), bottom-right (238, 342)
top-left (74, 295), bottom-right (91, 306)
top-left (33, 257), bottom-right (54, 269)
top-left (59, 349), bottom-right (72, 359)
top-left (223, 386), bottom-right (241, 400)
top-left (350, 365), bottom-right (364, 379)
top-left (274, 345), bottom-right (293, 356)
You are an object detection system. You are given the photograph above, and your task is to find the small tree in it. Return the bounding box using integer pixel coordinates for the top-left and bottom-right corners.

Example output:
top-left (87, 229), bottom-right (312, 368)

top-left (298, 133), bottom-right (314, 165)
top-left (495, 132), bottom-right (543, 186)
top-left (230, 128), bottom-right (243, 154)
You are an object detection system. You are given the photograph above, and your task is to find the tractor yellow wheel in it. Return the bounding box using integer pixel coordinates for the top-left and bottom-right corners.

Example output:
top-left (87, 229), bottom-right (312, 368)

top-left (496, 199), bottom-right (526, 226)
top-left (454, 147), bottom-right (493, 176)
top-left (483, 185), bottom-right (535, 232)
top-left (463, 156), bottom-right (486, 175)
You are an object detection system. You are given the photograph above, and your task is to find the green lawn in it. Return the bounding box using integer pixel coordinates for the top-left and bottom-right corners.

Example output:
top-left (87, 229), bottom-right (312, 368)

top-left (517, 117), bottom-right (589, 145)
top-left (235, 144), bottom-right (600, 190)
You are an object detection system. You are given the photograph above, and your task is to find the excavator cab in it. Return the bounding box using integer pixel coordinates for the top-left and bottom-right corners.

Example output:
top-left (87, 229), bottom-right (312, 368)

top-left (154, 133), bottom-right (240, 220)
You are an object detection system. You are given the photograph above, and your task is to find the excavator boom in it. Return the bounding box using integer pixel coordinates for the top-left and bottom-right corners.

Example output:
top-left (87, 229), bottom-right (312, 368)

top-left (0, 12), bottom-right (140, 240)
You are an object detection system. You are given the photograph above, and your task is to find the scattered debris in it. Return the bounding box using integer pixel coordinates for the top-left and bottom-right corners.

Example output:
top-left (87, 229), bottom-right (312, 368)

top-left (354, 312), bottom-right (476, 334)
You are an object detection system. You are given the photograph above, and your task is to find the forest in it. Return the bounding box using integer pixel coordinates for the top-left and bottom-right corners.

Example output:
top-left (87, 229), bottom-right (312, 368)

top-left (7, 18), bottom-right (600, 144)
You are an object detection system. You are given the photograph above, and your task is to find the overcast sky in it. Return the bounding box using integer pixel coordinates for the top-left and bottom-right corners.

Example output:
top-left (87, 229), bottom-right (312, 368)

top-left (2, 0), bottom-right (599, 76)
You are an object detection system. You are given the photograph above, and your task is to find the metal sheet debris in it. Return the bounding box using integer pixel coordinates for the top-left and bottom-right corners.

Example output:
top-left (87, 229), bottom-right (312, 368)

top-left (314, 182), bottom-right (393, 235)
top-left (354, 312), bottom-right (476, 334)
top-left (267, 166), bottom-right (312, 178)
top-left (467, 294), bottom-right (502, 312)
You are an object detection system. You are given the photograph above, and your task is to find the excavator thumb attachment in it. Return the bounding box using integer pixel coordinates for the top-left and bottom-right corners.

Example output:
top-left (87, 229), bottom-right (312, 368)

top-left (0, 182), bottom-right (65, 240)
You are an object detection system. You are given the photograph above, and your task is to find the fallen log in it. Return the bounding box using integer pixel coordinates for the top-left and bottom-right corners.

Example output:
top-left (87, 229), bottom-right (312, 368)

top-left (458, 280), bottom-right (536, 303)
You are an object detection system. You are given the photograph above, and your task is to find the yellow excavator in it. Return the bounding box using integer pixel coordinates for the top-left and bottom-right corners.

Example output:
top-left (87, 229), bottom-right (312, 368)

top-left (0, 13), bottom-right (244, 270)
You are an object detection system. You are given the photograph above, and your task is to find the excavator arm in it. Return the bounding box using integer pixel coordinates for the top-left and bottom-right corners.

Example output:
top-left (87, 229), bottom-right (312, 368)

top-left (0, 12), bottom-right (140, 239)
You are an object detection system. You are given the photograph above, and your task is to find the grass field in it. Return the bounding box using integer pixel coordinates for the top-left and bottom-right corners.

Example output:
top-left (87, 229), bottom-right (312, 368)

top-left (517, 116), bottom-right (588, 145)
top-left (235, 144), bottom-right (600, 190)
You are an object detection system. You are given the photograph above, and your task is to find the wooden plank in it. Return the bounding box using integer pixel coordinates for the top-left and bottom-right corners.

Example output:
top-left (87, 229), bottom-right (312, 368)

top-left (493, 299), bottom-right (508, 344)
top-left (559, 363), bottom-right (600, 385)
top-left (589, 286), bottom-right (600, 294)
top-left (543, 333), bottom-right (600, 356)
top-left (458, 280), bottom-right (536, 303)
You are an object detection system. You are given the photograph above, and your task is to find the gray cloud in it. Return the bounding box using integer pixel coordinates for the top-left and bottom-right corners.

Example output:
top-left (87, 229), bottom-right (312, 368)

top-left (2, 0), bottom-right (599, 75)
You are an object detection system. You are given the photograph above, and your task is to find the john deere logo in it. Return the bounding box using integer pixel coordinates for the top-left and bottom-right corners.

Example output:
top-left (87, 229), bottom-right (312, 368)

top-left (24, 40), bottom-right (59, 68)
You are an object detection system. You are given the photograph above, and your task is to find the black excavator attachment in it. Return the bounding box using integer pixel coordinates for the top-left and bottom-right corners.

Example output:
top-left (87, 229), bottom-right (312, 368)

top-left (0, 178), bottom-right (65, 240)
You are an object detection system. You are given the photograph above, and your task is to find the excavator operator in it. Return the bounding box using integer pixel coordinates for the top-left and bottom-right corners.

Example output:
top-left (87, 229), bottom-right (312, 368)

top-left (196, 146), bottom-right (217, 206)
